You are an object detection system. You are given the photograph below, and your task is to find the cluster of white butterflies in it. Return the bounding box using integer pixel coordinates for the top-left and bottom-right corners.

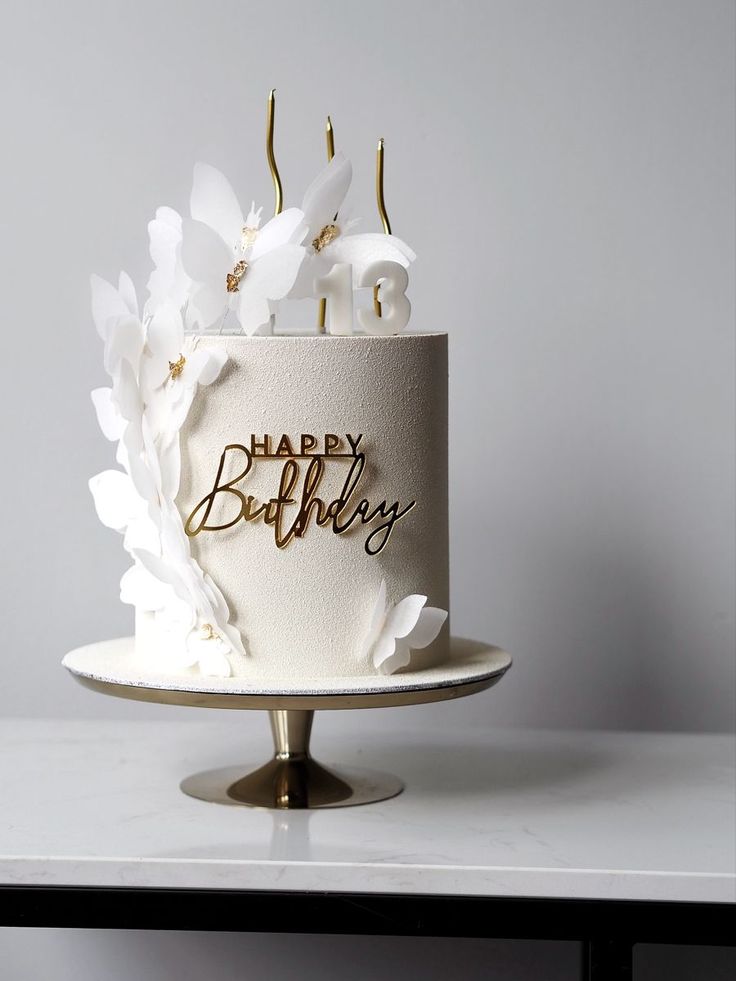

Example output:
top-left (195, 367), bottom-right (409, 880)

top-left (88, 272), bottom-right (245, 679)
top-left (147, 153), bottom-right (415, 335)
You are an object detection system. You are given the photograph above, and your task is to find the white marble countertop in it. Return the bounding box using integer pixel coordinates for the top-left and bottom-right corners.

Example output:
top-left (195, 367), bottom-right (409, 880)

top-left (0, 720), bottom-right (733, 903)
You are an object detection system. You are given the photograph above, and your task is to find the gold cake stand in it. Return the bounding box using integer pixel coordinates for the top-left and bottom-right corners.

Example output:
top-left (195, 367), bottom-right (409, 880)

top-left (63, 637), bottom-right (511, 810)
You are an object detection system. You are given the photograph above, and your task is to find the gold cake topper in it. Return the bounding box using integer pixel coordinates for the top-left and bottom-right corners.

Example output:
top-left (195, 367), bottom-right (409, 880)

top-left (185, 433), bottom-right (415, 556)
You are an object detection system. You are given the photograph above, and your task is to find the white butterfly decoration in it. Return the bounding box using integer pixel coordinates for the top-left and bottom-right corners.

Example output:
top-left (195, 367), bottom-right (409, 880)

top-left (145, 206), bottom-right (191, 320)
top-left (140, 302), bottom-right (227, 448)
top-left (88, 274), bottom-right (245, 677)
top-left (290, 151), bottom-right (416, 301)
top-left (181, 163), bottom-right (307, 334)
top-left (361, 579), bottom-right (447, 675)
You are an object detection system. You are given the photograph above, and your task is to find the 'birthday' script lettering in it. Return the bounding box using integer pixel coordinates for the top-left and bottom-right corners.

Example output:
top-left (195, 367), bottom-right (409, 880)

top-left (184, 434), bottom-right (416, 556)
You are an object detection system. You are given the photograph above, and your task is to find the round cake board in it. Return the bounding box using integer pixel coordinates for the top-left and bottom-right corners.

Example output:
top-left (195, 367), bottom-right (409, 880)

top-left (62, 637), bottom-right (511, 809)
top-left (62, 636), bottom-right (511, 709)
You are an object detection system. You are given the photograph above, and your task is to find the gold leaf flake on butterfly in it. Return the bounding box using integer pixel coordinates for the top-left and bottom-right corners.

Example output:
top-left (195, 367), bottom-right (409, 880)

top-left (312, 224), bottom-right (340, 252)
top-left (241, 225), bottom-right (258, 250)
top-left (226, 259), bottom-right (248, 293)
top-left (168, 353), bottom-right (186, 379)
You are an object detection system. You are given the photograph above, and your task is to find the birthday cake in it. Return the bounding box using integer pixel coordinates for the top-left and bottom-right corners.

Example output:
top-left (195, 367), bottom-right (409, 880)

top-left (88, 93), bottom-right (449, 681)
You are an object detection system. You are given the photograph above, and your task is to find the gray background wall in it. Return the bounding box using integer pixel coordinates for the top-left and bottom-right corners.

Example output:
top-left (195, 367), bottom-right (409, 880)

top-left (1, 0), bottom-right (733, 978)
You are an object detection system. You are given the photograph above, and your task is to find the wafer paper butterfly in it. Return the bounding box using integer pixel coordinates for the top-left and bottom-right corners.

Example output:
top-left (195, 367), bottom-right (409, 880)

top-left (290, 151), bottom-right (415, 298)
top-left (181, 163), bottom-right (307, 334)
top-left (361, 579), bottom-right (447, 675)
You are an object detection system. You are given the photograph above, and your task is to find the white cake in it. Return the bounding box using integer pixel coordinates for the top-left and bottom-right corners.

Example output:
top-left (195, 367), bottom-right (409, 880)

top-left (135, 333), bottom-right (449, 679)
top-left (87, 96), bottom-right (452, 682)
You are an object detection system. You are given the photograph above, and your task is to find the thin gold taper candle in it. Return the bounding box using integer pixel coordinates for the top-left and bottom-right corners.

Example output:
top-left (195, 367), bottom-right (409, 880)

top-left (317, 115), bottom-right (336, 333)
top-left (375, 138), bottom-right (391, 235)
top-left (374, 137), bottom-right (391, 315)
top-left (326, 114), bottom-right (335, 161)
top-left (266, 89), bottom-right (283, 216)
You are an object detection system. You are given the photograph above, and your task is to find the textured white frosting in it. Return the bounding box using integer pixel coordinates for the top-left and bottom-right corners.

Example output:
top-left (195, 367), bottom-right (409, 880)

top-left (137, 333), bottom-right (449, 680)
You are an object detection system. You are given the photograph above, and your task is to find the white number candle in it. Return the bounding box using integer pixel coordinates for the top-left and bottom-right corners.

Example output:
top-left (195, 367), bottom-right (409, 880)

top-left (357, 260), bottom-right (411, 335)
top-left (314, 263), bottom-right (354, 335)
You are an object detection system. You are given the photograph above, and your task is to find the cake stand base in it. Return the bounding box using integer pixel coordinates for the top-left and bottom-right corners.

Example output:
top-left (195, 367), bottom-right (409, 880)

top-left (180, 709), bottom-right (403, 809)
top-left (63, 636), bottom-right (511, 810)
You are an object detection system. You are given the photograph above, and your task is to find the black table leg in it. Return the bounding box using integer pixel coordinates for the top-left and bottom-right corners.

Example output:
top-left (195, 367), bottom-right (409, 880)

top-left (581, 940), bottom-right (633, 980)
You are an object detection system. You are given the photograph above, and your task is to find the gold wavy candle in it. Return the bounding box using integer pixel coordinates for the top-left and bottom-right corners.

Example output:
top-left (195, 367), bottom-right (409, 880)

top-left (374, 137), bottom-right (391, 316)
top-left (317, 115), bottom-right (336, 334)
top-left (266, 89), bottom-right (283, 216)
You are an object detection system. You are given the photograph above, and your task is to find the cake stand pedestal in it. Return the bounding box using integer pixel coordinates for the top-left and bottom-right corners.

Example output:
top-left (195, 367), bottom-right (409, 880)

top-left (63, 637), bottom-right (511, 810)
top-left (181, 709), bottom-right (403, 808)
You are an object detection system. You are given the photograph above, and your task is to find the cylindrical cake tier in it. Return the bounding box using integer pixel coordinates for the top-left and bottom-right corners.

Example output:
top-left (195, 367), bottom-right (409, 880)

top-left (140, 333), bottom-right (449, 679)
